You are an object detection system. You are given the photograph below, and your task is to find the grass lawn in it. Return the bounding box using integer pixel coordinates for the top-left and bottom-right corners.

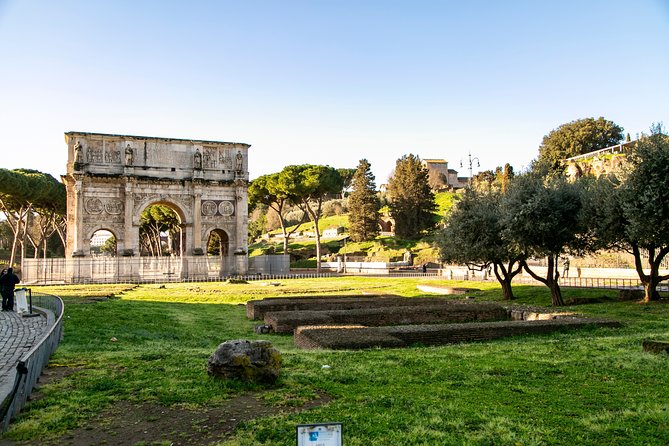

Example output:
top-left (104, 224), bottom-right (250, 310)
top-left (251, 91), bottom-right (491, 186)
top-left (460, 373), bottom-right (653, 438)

top-left (3, 277), bottom-right (669, 445)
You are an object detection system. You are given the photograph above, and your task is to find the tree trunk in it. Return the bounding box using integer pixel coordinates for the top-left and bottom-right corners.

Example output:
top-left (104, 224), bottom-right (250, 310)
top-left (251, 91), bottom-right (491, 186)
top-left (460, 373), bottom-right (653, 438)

top-left (642, 279), bottom-right (661, 303)
top-left (281, 223), bottom-right (289, 254)
top-left (631, 244), bottom-right (669, 303)
top-left (20, 211), bottom-right (31, 268)
top-left (9, 206), bottom-right (29, 266)
top-left (53, 215), bottom-right (67, 249)
top-left (271, 202), bottom-right (307, 255)
top-left (493, 263), bottom-right (514, 300)
top-left (522, 255), bottom-right (565, 306)
top-left (302, 199), bottom-right (324, 274)
top-left (493, 260), bottom-right (523, 300)
top-left (314, 229), bottom-right (322, 273)
top-left (271, 203), bottom-right (290, 254)
top-left (500, 277), bottom-right (514, 300)
top-left (549, 280), bottom-right (564, 307)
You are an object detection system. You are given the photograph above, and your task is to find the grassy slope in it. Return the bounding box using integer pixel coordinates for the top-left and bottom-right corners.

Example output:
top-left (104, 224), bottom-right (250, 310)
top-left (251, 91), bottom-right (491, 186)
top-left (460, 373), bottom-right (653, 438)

top-left (250, 192), bottom-right (459, 260)
top-left (435, 190), bottom-right (460, 216)
top-left (5, 279), bottom-right (669, 445)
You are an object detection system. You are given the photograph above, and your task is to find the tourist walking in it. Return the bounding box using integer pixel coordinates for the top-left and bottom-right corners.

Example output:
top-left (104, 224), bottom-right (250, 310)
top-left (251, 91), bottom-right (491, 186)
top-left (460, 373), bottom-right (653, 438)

top-left (1, 267), bottom-right (20, 311)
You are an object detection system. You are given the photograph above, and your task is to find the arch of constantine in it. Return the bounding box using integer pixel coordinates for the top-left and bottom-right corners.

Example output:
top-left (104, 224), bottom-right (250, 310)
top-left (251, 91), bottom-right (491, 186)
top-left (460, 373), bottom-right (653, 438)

top-left (59, 131), bottom-right (251, 282)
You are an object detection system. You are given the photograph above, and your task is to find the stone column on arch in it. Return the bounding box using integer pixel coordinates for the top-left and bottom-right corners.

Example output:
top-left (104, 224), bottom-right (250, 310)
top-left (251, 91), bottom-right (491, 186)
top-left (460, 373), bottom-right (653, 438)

top-left (123, 181), bottom-right (137, 255)
top-left (66, 179), bottom-right (90, 283)
top-left (72, 180), bottom-right (85, 255)
top-left (120, 180), bottom-right (139, 281)
top-left (188, 189), bottom-right (208, 279)
top-left (234, 182), bottom-right (249, 275)
top-left (193, 189), bottom-right (202, 254)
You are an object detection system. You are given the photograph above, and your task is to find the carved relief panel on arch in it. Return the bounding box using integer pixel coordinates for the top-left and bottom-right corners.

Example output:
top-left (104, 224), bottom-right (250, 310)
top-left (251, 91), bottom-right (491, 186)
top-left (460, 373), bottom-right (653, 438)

top-left (84, 197), bottom-right (124, 215)
top-left (201, 146), bottom-right (237, 170)
top-left (201, 200), bottom-right (235, 217)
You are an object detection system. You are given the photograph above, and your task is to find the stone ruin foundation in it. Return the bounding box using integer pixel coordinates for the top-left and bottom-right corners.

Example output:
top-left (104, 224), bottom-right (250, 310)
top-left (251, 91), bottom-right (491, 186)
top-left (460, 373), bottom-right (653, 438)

top-left (246, 295), bottom-right (622, 350)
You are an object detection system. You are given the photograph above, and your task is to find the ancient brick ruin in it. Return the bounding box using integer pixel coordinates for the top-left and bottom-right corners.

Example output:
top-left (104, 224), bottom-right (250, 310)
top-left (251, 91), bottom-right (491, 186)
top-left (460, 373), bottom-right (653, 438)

top-left (246, 295), bottom-right (621, 350)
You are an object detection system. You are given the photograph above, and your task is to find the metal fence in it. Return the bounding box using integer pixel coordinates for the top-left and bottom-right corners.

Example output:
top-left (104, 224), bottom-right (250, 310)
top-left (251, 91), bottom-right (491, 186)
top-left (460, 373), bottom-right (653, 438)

top-left (21, 255), bottom-right (291, 285)
top-left (0, 292), bottom-right (64, 432)
top-left (559, 276), bottom-right (643, 289)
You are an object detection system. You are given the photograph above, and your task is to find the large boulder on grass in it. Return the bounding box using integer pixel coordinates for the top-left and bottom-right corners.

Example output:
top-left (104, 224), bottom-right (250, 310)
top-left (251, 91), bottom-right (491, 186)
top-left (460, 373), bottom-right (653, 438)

top-left (207, 339), bottom-right (282, 383)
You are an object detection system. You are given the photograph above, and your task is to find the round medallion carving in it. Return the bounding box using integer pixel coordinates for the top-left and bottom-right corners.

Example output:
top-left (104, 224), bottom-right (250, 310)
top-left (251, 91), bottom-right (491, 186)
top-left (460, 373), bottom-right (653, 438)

top-left (85, 198), bottom-right (104, 214)
top-left (202, 200), bottom-right (218, 216)
top-left (218, 200), bottom-right (234, 216)
top-left (104, 200), bottom-right (124, 215)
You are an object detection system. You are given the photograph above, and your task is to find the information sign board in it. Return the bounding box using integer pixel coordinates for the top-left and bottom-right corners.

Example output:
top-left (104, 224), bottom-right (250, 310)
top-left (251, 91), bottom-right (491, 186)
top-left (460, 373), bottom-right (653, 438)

top-left (296, 422), bottom-right (342, 446)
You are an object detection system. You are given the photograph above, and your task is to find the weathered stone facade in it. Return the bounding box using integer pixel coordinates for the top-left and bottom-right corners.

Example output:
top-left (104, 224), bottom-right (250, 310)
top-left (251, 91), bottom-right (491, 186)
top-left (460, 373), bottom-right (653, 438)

top-left (63, 132), bottom-right (250, 279)
top-left (563, 139), bottom-right (636, 180)
top-left (421, 158), bottom-right (468, 190)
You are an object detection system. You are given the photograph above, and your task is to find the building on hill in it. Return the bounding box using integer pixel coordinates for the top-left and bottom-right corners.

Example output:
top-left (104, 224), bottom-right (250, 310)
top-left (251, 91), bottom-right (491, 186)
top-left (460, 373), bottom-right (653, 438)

top-left (421, 159), bottom-right (468, 190)
top-left (379, 217), bottom-right (394, 236)
top-left (322, 226), bottom-right (344, 238)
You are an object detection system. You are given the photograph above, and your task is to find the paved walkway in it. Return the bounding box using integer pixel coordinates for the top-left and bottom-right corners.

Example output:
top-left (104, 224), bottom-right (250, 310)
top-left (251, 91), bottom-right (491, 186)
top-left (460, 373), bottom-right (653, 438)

top-left (0, 309), bottom-right (48, 403)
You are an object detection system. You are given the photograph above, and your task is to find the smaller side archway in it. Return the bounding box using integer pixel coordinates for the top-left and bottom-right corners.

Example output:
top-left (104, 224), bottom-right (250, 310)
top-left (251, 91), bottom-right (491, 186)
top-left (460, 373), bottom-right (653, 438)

top-left (207, 228), bottom-right (230, 277)
top-left (86, 228), bottom-right (120, 280)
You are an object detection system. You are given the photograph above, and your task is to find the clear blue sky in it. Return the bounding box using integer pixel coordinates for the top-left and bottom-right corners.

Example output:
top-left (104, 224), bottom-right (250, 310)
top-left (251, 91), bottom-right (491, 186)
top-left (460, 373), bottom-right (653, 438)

top-left (1, 0), bottom-right (667, 184)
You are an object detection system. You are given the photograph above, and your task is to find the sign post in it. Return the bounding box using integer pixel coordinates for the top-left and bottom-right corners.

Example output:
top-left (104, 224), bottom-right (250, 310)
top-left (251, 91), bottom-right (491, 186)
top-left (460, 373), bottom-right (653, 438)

top-left (15, 288), bottom-right (39, 318)
top-left (15, 288), bottom-right (29, 314)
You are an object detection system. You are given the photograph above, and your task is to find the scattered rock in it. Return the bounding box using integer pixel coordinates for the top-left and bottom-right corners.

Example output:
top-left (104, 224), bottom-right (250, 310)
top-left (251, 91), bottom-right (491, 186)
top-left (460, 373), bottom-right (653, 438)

top-left (642, 340), bottom-right (669, 354)
top-left (254, 324), bottom-right (272, 334)
top-left (207, 339), bottom-right (282, 383)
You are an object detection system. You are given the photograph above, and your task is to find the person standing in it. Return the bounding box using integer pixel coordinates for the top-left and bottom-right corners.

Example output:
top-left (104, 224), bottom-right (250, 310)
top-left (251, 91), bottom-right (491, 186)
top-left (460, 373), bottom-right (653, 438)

top-left (1, 267), bottom-right (20, 311)
top-left (562, 259), bottom-right (570, 279)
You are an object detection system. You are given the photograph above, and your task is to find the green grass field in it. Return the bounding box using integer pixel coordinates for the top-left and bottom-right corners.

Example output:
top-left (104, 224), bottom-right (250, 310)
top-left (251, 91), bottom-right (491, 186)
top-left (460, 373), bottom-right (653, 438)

top-left (4, 277), bottom-right (669, 445)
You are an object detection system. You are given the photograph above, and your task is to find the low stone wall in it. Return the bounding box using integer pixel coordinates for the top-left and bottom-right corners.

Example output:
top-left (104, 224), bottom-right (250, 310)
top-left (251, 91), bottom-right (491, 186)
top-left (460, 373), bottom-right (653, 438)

top-left (294, 325), bottom-right (405, 349)
top-left (294, 318), bottom-right (622, 350)
top-left (416, 285), bottom-right (480, 295)
top-left (246, 295), bottom-right (453, 320)
top-left (264, 302), bottom-right (508, 333)
top-left (246, 295), bottom-right (380, 319)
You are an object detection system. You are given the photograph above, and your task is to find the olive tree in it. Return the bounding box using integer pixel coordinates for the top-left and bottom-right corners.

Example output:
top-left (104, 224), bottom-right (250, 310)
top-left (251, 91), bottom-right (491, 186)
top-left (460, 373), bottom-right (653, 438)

top-left (588, 128), bottom-right (669, 302)
top-left (437, 189), bottom-right (524, 300)
top-left (502, 174), bottom-right (587, 306)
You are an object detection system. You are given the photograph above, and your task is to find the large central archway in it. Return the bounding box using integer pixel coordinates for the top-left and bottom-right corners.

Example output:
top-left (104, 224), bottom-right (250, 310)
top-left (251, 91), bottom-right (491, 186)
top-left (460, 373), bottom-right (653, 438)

top-left (138, 202), bottom-right (185, 257)
top-left (62, 132), bottom-right (250, 282)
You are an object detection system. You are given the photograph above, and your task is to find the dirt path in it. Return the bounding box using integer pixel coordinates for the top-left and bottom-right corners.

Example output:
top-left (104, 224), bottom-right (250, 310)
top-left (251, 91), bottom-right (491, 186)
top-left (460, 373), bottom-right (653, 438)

top-left (1, 366), bottom-right (331, 446)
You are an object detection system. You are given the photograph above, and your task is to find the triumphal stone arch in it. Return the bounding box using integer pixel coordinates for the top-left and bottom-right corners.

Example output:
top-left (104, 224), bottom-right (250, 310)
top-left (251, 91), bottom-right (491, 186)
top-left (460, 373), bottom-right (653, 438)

top-left (63, 131), bottom-right (250, 280)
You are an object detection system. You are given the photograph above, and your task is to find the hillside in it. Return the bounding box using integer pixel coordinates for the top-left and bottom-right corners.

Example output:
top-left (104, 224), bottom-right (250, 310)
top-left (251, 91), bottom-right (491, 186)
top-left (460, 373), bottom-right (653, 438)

top-left (249, 191), bottom-right (460, 265)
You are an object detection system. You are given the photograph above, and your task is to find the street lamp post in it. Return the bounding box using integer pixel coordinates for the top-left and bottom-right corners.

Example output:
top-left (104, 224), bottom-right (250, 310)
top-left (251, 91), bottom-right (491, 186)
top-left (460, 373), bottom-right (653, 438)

top-left (460, 152), bottom-right (480, 186)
